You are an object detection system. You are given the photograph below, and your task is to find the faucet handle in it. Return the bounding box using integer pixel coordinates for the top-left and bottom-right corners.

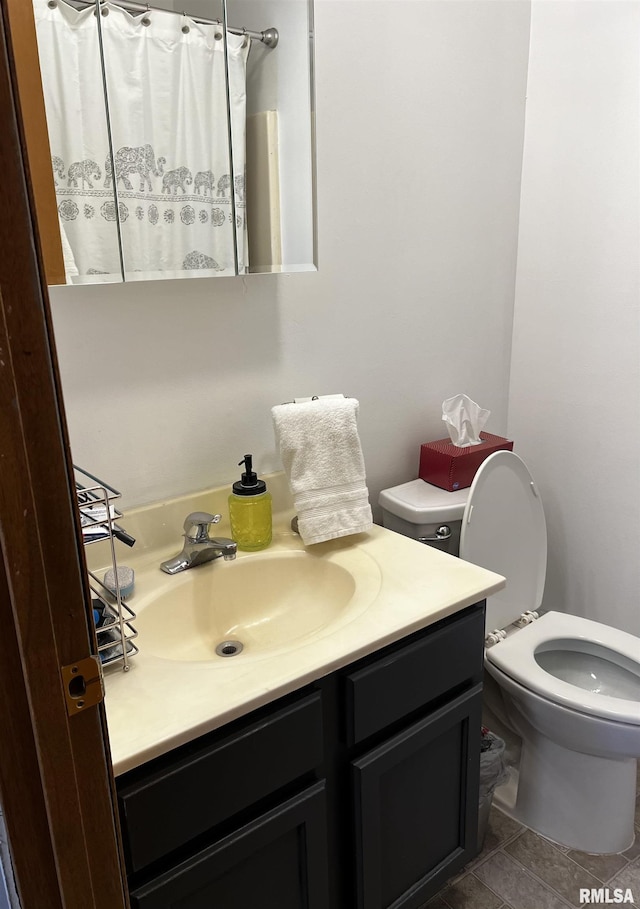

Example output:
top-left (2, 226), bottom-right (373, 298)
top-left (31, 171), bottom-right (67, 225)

top-left (184, 512), bottom-right (221, 542)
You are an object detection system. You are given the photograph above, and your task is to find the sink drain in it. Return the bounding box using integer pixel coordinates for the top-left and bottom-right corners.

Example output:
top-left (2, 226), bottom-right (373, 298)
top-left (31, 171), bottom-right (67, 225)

top-left (215, 640), bottom-right (244, 658)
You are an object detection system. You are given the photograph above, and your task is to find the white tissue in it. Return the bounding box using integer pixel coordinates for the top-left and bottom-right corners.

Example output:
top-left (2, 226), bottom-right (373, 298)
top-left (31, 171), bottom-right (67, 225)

top-left (442, 394), bottom-right (490, 447)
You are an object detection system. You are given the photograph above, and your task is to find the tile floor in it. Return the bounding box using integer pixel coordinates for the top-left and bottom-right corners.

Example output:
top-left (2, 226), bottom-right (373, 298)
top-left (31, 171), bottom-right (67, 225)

top-left (426, 766), bottom-right (640, 909)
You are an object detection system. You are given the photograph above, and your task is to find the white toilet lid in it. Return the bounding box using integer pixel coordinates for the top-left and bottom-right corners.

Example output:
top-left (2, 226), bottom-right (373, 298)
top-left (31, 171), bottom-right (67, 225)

top-left (460, 451), bottom-right (547, 632)
top-left (485, 611), bottom-right (640, 724)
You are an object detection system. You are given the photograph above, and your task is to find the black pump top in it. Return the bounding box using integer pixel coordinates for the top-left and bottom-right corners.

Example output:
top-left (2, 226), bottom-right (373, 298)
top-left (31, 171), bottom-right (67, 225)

top-left (232, 454), bottom-right (267, 496)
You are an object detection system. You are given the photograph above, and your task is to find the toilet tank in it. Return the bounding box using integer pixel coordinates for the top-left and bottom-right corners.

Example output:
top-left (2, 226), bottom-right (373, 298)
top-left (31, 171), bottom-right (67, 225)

top-left (378, 479), bottom-right (469, 556)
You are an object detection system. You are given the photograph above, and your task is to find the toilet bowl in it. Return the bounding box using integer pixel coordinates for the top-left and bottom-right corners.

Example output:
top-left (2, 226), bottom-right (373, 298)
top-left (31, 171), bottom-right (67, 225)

top-left (379, 451), bottom-right (640, 854)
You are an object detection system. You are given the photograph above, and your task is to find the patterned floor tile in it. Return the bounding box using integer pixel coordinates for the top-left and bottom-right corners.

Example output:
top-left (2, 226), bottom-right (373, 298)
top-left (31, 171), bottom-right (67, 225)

top-left (566, 846), bottom-right (629, 883)
top-left (505, 829), bottom-right (601, 906)
top-left (474, 851), bottom-right (574, 909)
top-left (608, 857), bottom-right (640, 907)
top-left (439, 872), bottom-right (502, 909)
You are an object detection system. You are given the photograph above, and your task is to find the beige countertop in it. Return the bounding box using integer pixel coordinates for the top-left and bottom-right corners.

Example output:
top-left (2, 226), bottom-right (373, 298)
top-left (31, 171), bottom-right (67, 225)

top-left (94, 476), bottom-right (505, 776)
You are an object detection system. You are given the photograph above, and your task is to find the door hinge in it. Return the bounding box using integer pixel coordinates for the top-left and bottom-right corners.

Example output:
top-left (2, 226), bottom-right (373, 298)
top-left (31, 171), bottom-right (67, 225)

top-left (61, 655), bottom-right (104, 716)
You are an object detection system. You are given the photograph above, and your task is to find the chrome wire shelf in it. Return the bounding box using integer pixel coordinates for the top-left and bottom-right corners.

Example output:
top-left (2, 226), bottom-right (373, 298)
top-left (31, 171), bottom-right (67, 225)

top-left (75, 465), bottom-right (137, 670)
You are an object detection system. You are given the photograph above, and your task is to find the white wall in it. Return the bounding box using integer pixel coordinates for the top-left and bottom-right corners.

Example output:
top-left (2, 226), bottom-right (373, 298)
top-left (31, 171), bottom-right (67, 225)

top-left (49, 1), bottom-right (530, 522)
top-left (509, 1), bottom-right (640, 635)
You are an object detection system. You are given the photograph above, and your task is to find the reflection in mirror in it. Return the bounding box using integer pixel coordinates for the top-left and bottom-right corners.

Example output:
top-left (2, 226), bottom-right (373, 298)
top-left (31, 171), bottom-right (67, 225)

top-left (33, 0), bottom-right (123, 283)
top-left (229, 0), bottom-right (316, 273)
top-left (29, 0), bottom-right (316, 285)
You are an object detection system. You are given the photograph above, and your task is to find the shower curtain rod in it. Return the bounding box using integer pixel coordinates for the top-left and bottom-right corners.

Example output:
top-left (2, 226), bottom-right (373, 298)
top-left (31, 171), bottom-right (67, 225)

top-left (63, 0), bottom-right (279, 47)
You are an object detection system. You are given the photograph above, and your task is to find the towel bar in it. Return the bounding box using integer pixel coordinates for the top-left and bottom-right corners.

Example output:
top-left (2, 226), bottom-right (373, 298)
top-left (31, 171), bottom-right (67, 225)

top-left (281, 394), bottom-right (348, 404)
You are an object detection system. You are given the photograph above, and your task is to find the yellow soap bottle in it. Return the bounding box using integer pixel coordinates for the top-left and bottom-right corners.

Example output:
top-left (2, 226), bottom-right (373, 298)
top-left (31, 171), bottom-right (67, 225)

top-left (228, 454), bottom-right (272, 551)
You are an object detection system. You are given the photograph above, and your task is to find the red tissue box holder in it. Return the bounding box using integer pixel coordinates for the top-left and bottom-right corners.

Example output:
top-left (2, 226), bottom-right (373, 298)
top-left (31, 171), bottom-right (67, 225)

top-left (419, 432), bottom-right (514, 492)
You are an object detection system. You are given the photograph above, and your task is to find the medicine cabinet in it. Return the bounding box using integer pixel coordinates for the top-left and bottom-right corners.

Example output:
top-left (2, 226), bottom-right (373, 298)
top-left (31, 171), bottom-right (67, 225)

top-left (12, 0), bottom-right (316, 285)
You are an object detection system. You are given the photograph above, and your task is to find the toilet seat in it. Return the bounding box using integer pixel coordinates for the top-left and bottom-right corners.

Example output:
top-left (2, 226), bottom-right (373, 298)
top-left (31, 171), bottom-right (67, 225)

top-left (460, 450), bottom-right (547, 634)
top-left (485, 611), bottom-right (640, 725)
top-left (461, 452), bottom-right (640, 727)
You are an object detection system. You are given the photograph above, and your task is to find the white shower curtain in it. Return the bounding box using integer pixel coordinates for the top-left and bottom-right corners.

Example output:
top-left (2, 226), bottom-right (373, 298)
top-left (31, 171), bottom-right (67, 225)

top-left (34, 0), bottom-right (249, 282)
top-left (34, 0), bottom-right (122, 282)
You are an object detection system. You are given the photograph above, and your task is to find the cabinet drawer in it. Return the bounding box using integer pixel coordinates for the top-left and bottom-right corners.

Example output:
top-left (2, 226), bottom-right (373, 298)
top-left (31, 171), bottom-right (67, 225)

top-left (345, 605), bottom-right (484, 744)
top-left (119, 692), bottom-right (324, 872)
top-left (130, 781), bottom-right (330, 909)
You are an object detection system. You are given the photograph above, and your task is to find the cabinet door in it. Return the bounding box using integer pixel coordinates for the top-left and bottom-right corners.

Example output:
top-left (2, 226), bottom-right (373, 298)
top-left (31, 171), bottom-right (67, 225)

top-left (130, 781), bottom-right (329, 909)
top-left (353, 685), bottom-right (482, 909)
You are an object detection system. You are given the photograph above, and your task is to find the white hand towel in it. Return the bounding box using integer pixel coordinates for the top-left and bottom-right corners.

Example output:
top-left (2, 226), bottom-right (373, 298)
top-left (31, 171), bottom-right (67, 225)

top-left (272, 397), bottom-right (373, 546)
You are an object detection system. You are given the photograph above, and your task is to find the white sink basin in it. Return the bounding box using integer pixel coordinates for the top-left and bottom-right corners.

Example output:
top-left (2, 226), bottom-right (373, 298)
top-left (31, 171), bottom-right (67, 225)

top-left (135, 548), bottom-right (382, 662)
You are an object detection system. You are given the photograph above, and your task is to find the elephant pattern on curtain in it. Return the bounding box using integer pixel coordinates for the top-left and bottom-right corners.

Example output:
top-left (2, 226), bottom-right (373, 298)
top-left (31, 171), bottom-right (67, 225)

top-left (35, 0), bottom-right (249, 283)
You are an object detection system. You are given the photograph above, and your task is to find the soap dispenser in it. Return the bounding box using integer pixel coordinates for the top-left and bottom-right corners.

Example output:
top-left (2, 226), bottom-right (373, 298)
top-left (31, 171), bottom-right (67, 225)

top-left (228, 454), bottom-right (272, 551)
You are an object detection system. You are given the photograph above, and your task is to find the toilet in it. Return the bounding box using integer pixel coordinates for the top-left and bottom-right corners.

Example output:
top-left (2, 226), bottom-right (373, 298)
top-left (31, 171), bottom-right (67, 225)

top-left (379, 450), bottom-right (640, 854)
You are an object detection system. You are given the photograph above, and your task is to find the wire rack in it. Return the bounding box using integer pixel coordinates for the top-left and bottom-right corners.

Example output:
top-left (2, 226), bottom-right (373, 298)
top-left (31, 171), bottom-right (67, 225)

top-left (75, 466), bottom-right (138, 671)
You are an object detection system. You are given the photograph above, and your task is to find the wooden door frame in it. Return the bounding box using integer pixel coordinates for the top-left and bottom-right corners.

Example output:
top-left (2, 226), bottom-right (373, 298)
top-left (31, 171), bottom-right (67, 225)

top-left (4, 0), bottom-right (64, 285)
top-left (0, 3), bottom-right (128, 907)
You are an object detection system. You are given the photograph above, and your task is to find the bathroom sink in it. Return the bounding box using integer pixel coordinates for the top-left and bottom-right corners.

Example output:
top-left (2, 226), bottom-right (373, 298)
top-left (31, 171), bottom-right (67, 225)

top-left (135, 549), bottom-right (382, 662)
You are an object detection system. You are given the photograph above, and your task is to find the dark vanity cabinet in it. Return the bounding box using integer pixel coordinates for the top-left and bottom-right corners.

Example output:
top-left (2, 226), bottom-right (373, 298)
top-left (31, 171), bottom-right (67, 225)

top-left (116, 603), bottom-right (485, 909)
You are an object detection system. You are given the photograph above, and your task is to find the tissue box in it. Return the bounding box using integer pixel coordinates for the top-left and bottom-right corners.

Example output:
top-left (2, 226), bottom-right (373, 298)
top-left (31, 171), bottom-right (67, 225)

top-left (419, 432), bottom-right (513, 492)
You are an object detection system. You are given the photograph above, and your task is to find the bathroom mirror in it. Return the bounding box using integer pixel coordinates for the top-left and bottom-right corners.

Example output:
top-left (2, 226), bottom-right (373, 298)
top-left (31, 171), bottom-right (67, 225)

top-left (24, 0), bottom-right (316, 284)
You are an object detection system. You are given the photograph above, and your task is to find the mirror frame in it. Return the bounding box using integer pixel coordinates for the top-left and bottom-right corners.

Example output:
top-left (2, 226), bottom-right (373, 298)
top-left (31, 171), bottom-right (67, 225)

top-left (12, 0), bottom-right (317, 286)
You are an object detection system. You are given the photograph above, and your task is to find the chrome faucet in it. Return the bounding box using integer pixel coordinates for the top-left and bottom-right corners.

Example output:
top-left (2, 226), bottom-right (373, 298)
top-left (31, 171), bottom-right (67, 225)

top-left (160, 512), bottom-right (237, 575)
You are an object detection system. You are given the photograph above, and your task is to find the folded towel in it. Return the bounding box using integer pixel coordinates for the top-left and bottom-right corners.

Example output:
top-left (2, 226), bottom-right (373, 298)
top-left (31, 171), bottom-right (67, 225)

top-left (272, 397), bottom-right (373, 545)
